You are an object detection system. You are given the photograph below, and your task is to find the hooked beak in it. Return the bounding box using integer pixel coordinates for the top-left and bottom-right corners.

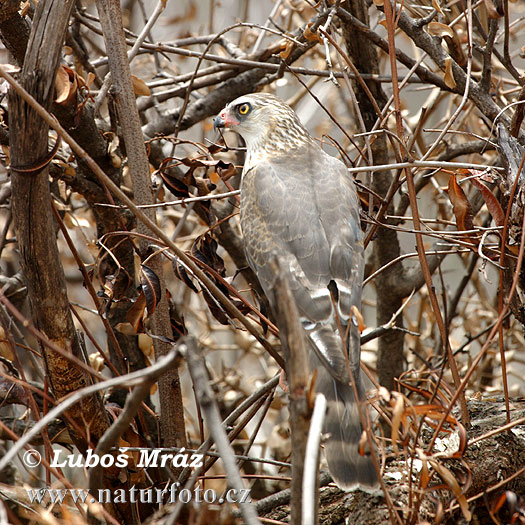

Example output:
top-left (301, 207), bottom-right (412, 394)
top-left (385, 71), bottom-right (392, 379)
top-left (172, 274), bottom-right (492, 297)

top-left (213, 114), bottom-right (225, 132)
top-left (213, 109), bottom-right (238, 132)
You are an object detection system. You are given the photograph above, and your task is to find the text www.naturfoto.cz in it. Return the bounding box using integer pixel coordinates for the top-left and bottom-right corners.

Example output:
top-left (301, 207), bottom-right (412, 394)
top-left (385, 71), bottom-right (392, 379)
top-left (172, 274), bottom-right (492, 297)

top-left (27, 484), bottom-right (252, 505)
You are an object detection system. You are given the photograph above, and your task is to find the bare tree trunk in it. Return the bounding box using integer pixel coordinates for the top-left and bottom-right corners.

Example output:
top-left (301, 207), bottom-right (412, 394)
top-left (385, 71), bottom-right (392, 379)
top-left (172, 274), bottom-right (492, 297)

top-left (9, 0), bottom-right (110, 454)
top-left (95, 0), bottom-right (187, 453)
top-left (341, 0), bottom-right (405, 389)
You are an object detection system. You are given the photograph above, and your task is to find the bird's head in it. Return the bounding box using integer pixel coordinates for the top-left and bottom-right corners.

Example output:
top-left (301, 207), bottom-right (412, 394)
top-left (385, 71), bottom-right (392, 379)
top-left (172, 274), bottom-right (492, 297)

top-left (214, 93), bottom-right (311, 155)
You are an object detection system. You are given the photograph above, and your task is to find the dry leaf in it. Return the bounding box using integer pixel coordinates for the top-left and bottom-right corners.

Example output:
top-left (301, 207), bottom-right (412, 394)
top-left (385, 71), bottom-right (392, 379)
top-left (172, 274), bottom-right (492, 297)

top-left (131, 75), bottom-right (151, 97)
top-left (390, 393), bottom-right (405, 454)
top-left (0, 327), bottom-right (13, 360)
top-left (430, 460), bottom-right (472, 521)
top-left (2, 144), bottom-right (10, 166)
top-left (138, 333), bottom-right (153, 357)
top-left (55, 66), bottom-right (71, 104)
top-left (209, 171), bottom-right (221, 185)
top-left (448, 175), bottom-right (475, 242)
top-left (114, 322), bottom-right (138, 336)
top-left (372, 0), bottom-right (384, 6)
top-left (20, 1), bottom-right (30, 17)
top-left (431, 0), bottom-right (444, 15)
top-left (125, 291), bottom-right (147, 333)
top-left (469, 177), bottom-right (504, 227)
top-left (483, 0), bottom-right (503, 18)
top-left (444, 57), bottom-right (456, 89)
top-left (427, 22), bottom-right (454, 39)
top-left (140, 264), bottom-right (161, 316)
top-left (55, 66), bottom-right (78, 105)
top-left (86, 72), bottom-right (96, 88)
top-left (279, 40), bottom-right (295, 59)
top-left (351, 305), bottom-right (366, 332)
top-left (107, 132), bottom-right (122, 168)
top-left (89, 352), bottom-right (105, 372)
top-left (303, 23), bottom-right (322, 43)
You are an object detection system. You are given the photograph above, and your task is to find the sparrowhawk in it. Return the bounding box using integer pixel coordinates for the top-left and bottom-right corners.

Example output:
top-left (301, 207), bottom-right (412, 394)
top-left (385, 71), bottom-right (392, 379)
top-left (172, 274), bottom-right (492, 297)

top-left (214, 93), bottom-right (377, 489)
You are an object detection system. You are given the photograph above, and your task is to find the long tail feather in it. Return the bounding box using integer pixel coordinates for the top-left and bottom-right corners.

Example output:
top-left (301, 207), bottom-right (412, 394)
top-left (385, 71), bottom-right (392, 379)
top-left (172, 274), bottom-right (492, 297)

top-left (312, 351), bottom-right (378, 490)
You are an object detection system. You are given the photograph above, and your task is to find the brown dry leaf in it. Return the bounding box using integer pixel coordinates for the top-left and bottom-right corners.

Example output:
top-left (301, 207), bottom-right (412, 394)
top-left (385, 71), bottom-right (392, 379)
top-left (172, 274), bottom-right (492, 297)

top-left (427, 22), bottom-right (454, 38)
top-left (448, 174), bottom-right (475, 235)
top-left (483, 0), bottom-right (503, 18)
top-left (131, 75), bottom-right (151, 97)
top-left (411, 404), bottom-right (457, 425)
top-left (420, 457), bottom-right (430, 488)
top-left (430, 459), bottom-right (472, 521)
top-left (279, 40), bottom-right (295, 59)
top-left (150, 382), bottom-right (158, 396)
top-left (372, 0), bottom-right (384, 6)
top-left (62, 211), bottom-right (75, 229)
top-left (444, 57), bottom-right (456, 89)
top-left (20, 1), bottom-right (30, 17)
top-left (88, 352), bottom-right (105, 372)
top-left (431, 0), bottom-right (444, 15)
top-left (468, 177), bottom-right (505, 226)
top-left (351, 305), bottom-right (366, 332)
top-left (86, 72), bottom-right (96, 88)
top-left (55, 65), bottom-right (72, 104)
top-left (1, 145), bottom-right (10, 166)
top-left (0, 328), bottom-right (13, 360)
top-left (63, 66), bottom-right (79, 105)
top-left (107, 132), bottom-right (122, 168)
top-left (140, 264), bottom-right (161, 316)
top-left (390, 393), bottom-right (405, 454)
top-left (115, 322), bottom-right (138, 336)
top-left (126, 291), bottom-right (147, 333)
top-left (64, 164), bottom-right (76, 177)
top-left (303, 23), bottom-right (322, 43)
top-left (138, 333), bottom-right (153, 357)
top-left (209, 170), bottom-right (221, 185)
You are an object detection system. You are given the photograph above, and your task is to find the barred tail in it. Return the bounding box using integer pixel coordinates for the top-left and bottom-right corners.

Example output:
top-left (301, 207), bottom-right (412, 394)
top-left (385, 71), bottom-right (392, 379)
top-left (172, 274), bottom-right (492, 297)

top-left (313, 354), bottom-right (378, 490)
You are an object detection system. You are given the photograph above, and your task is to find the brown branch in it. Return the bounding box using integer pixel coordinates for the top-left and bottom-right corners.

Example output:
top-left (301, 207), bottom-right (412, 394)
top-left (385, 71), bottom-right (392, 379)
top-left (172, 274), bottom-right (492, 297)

top-left (0, 350), bottom-right (181, 473)
top-left (270, 258), bottom-right (312, 525)
top-left (394, 5), bottom-right (510, 126)
top-left (383, 0), bottom-right (470, 426)
top-left (184, 336), bottom-right (260, 525)
top-left (88, 344), bottom-right (181, 522)
top-left (8, 0), bottom-right (111, 453)
top-left (95, 0), bottom-right (187, 455)
top-left (336, 5), bottom-right (449, 91)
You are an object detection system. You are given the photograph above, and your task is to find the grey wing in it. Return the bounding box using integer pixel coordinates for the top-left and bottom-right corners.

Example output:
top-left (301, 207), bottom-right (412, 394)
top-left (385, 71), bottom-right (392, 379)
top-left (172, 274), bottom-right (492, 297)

top-left (316, 152), bottom-right (364, 376)
top-left (240, 146), bottom-right (363, 382)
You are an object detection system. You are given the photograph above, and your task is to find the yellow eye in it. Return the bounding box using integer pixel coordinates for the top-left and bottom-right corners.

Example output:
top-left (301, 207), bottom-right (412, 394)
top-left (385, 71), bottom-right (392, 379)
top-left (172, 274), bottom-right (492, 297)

top-left (238, 103), bottom-right (250, 115)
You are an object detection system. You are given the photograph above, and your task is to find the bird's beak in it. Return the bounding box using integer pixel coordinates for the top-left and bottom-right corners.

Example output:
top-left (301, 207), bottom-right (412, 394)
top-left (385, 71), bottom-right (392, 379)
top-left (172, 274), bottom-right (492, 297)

top-left (213, 114), bottom-right (225, 132)
top-left (213, 109), bottom-right (238, 132)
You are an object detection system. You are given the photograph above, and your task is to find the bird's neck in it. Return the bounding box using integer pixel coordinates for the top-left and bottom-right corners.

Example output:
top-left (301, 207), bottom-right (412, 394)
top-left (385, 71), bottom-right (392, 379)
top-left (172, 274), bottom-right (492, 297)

top-left (243, 127), bottom-right (315, 173)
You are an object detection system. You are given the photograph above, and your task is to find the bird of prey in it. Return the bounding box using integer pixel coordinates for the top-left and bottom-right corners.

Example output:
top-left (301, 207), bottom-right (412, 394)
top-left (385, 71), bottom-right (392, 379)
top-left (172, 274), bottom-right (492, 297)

top-left (214, 93), bottom-right (377, 489)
